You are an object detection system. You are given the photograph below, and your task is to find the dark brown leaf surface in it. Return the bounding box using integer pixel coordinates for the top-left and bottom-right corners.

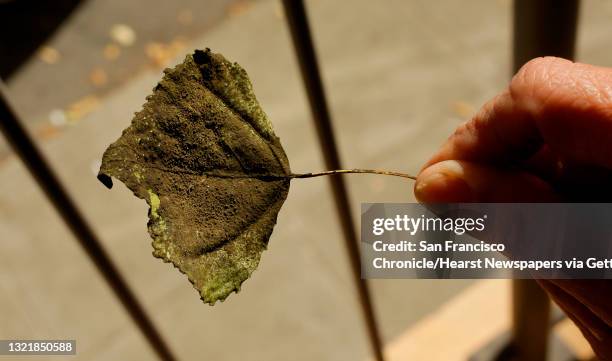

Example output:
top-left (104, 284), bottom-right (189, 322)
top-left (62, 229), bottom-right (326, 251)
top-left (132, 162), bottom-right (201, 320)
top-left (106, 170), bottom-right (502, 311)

top-left (98, 49), bottom-right (290, 304)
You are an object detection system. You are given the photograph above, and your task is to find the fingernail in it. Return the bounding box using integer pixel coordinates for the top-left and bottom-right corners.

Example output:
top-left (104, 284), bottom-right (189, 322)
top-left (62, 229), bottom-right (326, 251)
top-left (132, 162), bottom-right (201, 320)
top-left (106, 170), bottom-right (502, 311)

top-left (414, 160), bottom-right (474, 202)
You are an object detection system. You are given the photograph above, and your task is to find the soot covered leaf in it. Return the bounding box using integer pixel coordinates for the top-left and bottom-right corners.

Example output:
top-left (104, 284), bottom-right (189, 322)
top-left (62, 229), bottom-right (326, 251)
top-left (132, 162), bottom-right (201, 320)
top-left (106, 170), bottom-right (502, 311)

top-left (98, 49), bottom-right (291, 304)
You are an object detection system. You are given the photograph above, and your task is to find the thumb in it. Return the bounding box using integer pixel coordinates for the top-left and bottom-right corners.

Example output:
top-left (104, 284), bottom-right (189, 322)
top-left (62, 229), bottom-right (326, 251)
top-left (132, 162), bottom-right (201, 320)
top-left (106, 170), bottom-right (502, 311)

top-left (414, 160), bottom-right (559, 203)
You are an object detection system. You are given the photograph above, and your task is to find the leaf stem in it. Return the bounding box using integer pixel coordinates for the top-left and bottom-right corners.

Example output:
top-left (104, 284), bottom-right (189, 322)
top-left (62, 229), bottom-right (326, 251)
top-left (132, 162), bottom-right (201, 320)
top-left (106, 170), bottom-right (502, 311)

top-left (289, 169), bottom-right (416, 180)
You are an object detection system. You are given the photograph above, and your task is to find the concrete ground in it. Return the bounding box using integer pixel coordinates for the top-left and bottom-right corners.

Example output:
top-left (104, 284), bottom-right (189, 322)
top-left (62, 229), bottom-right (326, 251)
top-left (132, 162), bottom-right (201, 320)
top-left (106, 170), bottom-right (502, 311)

top-left (3, 0), bottom-right (237, 127)
top-left (2, 0), bottom-right (612, 360)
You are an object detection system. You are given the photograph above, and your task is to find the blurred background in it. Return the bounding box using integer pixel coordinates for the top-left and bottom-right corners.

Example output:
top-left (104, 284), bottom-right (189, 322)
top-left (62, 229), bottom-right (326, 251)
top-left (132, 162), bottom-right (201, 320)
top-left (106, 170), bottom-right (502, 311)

top-left (0, 0), bottom-right (610, 360)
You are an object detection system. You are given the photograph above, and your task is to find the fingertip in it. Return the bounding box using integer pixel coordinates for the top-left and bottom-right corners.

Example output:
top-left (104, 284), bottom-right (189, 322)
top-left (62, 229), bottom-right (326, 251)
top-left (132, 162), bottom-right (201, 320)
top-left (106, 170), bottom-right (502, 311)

top-left (415, 160), bottom-right (559, 203)
top-left (414, 160), bottom-right (474, 203)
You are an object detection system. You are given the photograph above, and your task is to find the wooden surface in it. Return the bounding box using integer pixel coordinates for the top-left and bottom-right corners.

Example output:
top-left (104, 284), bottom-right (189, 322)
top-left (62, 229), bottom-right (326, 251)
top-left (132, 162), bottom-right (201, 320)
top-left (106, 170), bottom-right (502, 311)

top-left (380, 280), bottom-right (594, 361)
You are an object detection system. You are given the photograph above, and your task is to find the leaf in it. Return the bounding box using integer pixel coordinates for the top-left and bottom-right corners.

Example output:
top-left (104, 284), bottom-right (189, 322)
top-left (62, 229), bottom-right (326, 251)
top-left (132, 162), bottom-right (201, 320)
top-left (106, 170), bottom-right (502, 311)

top-left (98, 49), bottom-right (291, 304)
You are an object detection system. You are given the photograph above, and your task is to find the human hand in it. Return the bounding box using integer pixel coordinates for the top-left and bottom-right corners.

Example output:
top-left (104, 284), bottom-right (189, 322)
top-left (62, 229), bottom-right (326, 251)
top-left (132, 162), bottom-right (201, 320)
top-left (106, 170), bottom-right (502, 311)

top-left (414, 57), bottom-right (612, 359)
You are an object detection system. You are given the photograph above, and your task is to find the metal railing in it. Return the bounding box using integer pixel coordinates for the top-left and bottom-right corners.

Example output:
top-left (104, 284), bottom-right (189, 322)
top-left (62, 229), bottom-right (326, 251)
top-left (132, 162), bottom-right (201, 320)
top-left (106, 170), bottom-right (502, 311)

top-left (509, 1), bottom-right (579, 361)
top-left (0, 84), bottom-right (177, 361)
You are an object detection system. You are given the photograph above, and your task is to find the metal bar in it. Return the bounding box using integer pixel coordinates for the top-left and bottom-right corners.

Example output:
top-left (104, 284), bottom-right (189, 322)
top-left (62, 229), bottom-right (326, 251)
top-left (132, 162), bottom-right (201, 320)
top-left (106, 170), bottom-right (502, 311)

top-left (510, 1), bottom-right (579, 361)
top-left (281, 1), bottom-right (386, 361)
top-left (0, 83), bottom-right (177, 361)
top-left (513, 0), bottom-right (579, 73)
top-left (509, 280), bottom-right (551, 361)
